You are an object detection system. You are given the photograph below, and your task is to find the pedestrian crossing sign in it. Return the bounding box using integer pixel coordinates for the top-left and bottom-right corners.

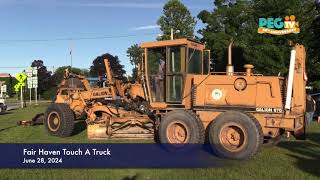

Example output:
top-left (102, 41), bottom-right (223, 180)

top-left (15, 72), bottom-right (27, 83)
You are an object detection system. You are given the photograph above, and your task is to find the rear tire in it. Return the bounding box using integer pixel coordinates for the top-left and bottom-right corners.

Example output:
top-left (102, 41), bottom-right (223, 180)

top-left (44, 103), bottom-right (75, 137)
top-left (207, 111), bottom-right (263, 160)
top-left (159, 110), bottom-right (205, 144)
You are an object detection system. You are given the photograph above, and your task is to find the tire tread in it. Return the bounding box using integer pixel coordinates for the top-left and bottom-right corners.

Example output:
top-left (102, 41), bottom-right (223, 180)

top-left (44, 103), bottom-right (75, 137)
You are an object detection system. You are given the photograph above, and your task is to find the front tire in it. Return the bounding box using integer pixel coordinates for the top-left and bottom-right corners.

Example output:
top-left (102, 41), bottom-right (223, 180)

top-left (208, 111), bottom-right (263, 160)
top-left (159, 110), bottom-right (205, 144)
top-left (44, 103), bottom-right (75, 137)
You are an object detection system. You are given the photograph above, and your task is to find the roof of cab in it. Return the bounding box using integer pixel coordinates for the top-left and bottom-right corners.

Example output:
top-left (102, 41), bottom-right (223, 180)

top-left (139, 38), bottom-right (205, 49)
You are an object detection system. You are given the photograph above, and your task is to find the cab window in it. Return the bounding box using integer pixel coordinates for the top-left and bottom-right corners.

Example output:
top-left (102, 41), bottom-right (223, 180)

top-left (187, 48), bottom-right (202, 74)
top-left (147, 47), bottom-right (166, 102)
top-left (166, 46), bottom-right (186, 102)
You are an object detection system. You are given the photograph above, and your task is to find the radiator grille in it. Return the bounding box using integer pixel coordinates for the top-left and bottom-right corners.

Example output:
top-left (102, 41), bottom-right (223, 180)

top-left (192, 84), bottom-right (197, 106)
top-left (280, 79), bottom-right (287, 107)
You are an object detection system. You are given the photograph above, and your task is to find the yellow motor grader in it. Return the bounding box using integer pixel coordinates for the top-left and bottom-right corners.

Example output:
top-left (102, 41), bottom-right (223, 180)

top-left (38, 39), bottom-right (306, 160)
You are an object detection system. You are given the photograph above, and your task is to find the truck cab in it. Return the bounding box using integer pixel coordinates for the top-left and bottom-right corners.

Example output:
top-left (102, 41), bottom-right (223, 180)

top-left (140, 38), bottom-right (210, 109)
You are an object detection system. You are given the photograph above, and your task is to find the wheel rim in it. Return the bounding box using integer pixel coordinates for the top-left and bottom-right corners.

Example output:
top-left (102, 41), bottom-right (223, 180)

top-left (47, 112), bottom-right (60, 132)
top-left (219, 123), bottom-right (247, 152)
top-left (166, 121), bottom-right (189, 143)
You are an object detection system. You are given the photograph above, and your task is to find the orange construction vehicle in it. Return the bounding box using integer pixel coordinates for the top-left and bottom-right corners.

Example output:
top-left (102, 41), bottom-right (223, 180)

top-left (41, 39), bottom-right (306, 160)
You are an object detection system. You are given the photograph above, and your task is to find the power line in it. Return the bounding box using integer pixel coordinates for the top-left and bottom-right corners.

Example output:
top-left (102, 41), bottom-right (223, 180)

top-left (0, 67), bottom-right (32, 68)
top-left (0, 66), bottom-right (55, 70)
top-left (0, 32), bottom-right (159, 44)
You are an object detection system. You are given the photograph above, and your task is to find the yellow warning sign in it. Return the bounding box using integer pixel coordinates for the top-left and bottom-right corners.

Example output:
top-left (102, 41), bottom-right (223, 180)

top-left (15, 72), bottom-right (27, 83)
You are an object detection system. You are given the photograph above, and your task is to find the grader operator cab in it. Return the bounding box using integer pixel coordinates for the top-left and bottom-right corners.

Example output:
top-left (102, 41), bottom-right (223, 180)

top-left (43, 38), bottom-right (306, 160)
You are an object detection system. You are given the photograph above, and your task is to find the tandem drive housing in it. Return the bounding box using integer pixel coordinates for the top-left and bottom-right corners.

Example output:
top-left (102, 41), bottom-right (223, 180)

top-left (23, 148), bottom-right (111, 156)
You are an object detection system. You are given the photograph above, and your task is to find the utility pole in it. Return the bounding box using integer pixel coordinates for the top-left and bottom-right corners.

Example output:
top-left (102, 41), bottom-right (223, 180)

top-left (69, 40), bottom-right (74, 87)
top-left (70, 48), bottom-right (73, 68)
top-left (70, 40), bottom-right (73, 68)
top-left (170, 28), bottom-right (180, 40)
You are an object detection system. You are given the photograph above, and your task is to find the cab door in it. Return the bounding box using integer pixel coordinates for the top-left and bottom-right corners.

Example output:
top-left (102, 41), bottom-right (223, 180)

top-left (166, 46), bottom-right (186, 103)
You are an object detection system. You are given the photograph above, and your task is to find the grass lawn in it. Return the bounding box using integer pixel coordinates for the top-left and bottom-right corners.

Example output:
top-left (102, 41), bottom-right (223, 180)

top-left (0, 103), bottom-right (319, 180)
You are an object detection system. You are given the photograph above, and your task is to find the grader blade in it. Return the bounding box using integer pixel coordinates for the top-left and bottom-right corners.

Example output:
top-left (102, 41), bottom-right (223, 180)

top-left (87, 123), bottom-right (154, 140)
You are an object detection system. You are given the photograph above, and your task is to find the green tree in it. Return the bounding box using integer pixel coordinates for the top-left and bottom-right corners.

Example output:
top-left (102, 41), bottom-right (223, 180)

top-left (31, 60), bottom-right (52, 94)
top-left (304, 0), bottom-right (320, 88)
top-left (0, 75), bottom-right (16, 97)
top-left (51, 66), bottom-right (89, 86)
top-left (198, 1), bottom-right (252, 72)
top-left (90, 53), bottom-right (127, 81)
top-left (41, 67), bottom-right (88, 100)
top-left (127, 44), bottom-right (143, 79)
top-left (198, 0), bottom-right (320, 87)
top-left (157, 0), bottom-right (196, 40)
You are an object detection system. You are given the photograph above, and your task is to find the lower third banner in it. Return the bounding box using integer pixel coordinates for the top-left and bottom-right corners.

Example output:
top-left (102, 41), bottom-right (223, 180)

top-left (0, 144), bottom-right (225, 168)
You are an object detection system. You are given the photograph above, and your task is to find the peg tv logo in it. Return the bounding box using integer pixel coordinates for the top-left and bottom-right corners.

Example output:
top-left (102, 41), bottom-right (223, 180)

top-left (258, 15), bottom-right (300, 35)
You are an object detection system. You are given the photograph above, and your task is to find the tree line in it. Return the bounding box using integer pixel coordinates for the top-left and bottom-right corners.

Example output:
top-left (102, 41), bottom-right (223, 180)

top-left (128, 0), bottom-right (320, 90)
top-left (3, 53), bottom-right (126, 99)
top-left (5, 0), bottom-right (319, 99)
top-left (28, 53), bottom-right (126, 99)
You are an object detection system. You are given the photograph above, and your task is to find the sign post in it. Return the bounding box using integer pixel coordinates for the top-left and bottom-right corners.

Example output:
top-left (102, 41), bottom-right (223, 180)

top-left (32, 67), bottom-right (38, 105)
top-left (26, 67), bottom-right (33, 105)
top-left (20, 85), bottom-right (23, 108)
top-left (29, 84), bottom-right (32, 105)
top-left (35, 87), bottom-right (38, 105)
top-left (25, 67), bottom-right (38, 105)
top-left (33, 76), bottom-right (38, 105)
top-left (15, 72), bottom-right (27, 108)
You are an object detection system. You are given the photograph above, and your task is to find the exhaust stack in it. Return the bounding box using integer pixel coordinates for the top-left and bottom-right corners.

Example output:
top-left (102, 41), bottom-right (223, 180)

top-left (285, 49), bottom-right (296, 111)
top-left (226, 40), bottom-right (234, 75)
